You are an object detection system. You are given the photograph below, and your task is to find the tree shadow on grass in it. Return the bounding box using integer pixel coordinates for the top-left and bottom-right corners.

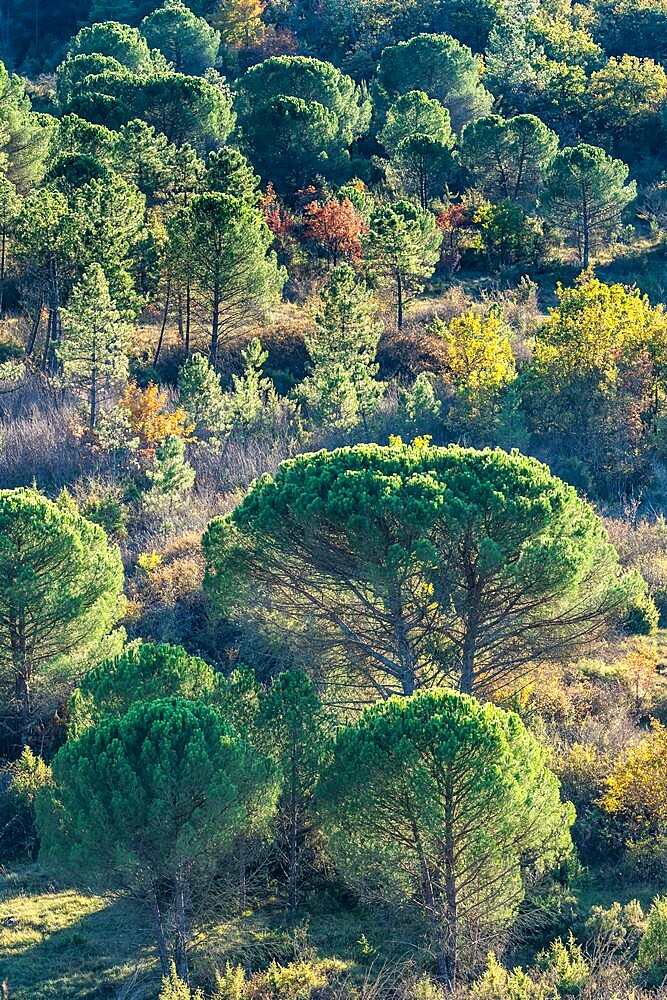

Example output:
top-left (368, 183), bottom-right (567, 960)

top-left (0, 871), bottom-right (159, 1000)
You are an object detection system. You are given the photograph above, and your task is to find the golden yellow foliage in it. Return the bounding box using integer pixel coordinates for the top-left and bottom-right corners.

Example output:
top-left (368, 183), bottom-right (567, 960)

top-left (600, 721), bottom-right (667, 832)
top-left (118, 381), bottom-right (194, 454)
top-left (619, 637), bottom-right (658, 715)
top-left (533, 274), bottom-right (667, 386)
top-left (434, 310), bottom-right (516, 404)
top-left (213, 0), bottom-right (266, 47)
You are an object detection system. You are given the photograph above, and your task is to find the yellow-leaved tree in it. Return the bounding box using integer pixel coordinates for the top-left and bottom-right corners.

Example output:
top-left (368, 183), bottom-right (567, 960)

top-left (429, 308), bottom-right (517, 441)
top-left (525, 273), bottom-right (667, 494)
top-left (600, 721), bottom-right (667, 876)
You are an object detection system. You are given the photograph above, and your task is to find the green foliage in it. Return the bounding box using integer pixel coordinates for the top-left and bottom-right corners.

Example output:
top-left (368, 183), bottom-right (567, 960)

top-left (178, 352), bottom-right (227, 437)
top-left (524, 276), bottom-right (667, 494)
top-left (0, 62), bottom-right (53, 193)
top-left (637, 896), bottom-right (667, 985)
top-left (67, 21), bottom-right (158, 74)
top-left (374, 33), bottom-right (493, 130)
top-left (363, 200), bottom-right (442, 328)
top-left (206, 146), bottom-right (261, 204)
top-left (68, 170), bottom-right (147, 313)
top-left (388, 135), bottom-right (454, 210)
top-left (141, 0), bottom-right (220, 75)
top-left (112, 119), bottom-right (177, 202)
top-left (299, 262), bottom-right (383, 430)
top-left (459, 114), bottom-right (558, 206)
top-left (380, 93), bottom-right (455, 208)
top-left (0, 488), bottom-right (125, 744)
top-left (236, 56), bottom-right (371, 190)
top-left (159, 962), bottom-right (204, 999)
top-left (317, 689), bottom-right (574, 983)
top-left (430, 308), bottom-right (517, 437)
top-left (66, 67), bottom-right (235, 154)
top-left (471, 953), bottom-right (556, 998)
top-left (146, 434), bottom-right (196, 506)
top-left (587, 54), bottom-right (667, 154)
top-left (540, 144), bottom-right (636, 267)
top-left (536, 936), bottom-right (589, 996)
top-left (221, 337), bottom-right (294, 440)
top-left (380, 91), bottom-right (454, 153)
top-left (168, 193), bottom-right (284, 363)
top-left (398, 372), bottom-right (442, 430)
top-left (38, 697), bottom-right (279, 978)
top-left (203, 442), bottom-right (645, 700)
top-left (75, 641), bottom-right (217, 724)
top-left (59, 263), bottom-right (131, 429)
top-left (256, 670), bottom-right (329, 911)
top-left (214, 963), bottom-right (247, 1000)
top-left (474, 199), bottom-right (544, 269)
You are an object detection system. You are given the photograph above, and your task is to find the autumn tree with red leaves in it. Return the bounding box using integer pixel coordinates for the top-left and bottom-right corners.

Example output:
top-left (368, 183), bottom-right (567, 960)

top-left (304, 196), bottom-right (366, 267)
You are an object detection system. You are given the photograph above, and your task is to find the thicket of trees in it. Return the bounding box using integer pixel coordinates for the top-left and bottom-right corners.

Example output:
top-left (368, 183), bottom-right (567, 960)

top-left (3, 0), bottom-right (667, 997)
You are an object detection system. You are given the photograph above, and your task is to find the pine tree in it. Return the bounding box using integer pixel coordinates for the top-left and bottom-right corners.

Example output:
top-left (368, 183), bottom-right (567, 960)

top-left (300, 263), bottom-right (383, 429)
top-left (146, 435), bottom-right (196, 509)
top-left (0, 488), bottom-right (125, 746)
top-left (178, 352), bottom-right (226, 438)
top-left (220, 337), bottom-right (295, 442)
top-left (59, 264), bottom-right (131, 430)
top-left (363, 201), bottom-right (443, 329)
top-left (0, 175), bottom-right (21, 320)
top-left (399, 371), bottom-right (442, 429)
top-left (224, 337), bottom-right (271, 434)
top-left (540, 144), bottom-right (636, 267)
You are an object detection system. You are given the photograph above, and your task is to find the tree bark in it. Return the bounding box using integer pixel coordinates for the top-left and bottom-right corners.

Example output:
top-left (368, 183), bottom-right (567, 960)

top-left (147, 885), bottom-right (170, 977)
top-left (0, 223), bottom-right (7, 320)
top-left (90, 338), bottom-right (97, 430)
top-left (210, 281), bottom-right (221, 365)
top-left (413, 821), bottom-right (451, 987)
top-left (443, 770), bottom-right (458, 986)
top-left (289, 756), bottom-right (299, 916)
top-left (185, 283), bottom-right (191, 357)
top-left (173, 878), bottom-right (189, 984)
top-left (153, 280), bottom-right (171, 367)
top-left (25, 297), bottom-right (43, 357)
top-left (238, 837), bottom-right (247, 913)
top-left (396, 268), bottom-right (403, 330)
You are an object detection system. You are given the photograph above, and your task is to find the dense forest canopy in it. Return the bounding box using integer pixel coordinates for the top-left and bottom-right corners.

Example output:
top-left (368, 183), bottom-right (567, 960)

top-left (2, 0), bottom-right (667, 996)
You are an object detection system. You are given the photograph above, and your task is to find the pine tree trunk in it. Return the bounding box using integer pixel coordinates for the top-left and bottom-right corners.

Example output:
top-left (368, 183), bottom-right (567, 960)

top-left (147, 886), bottom-right (170, 977)
top-left (10, 611), bottom-right (31, 749)
top-left (153, 280), bottom-right (171, 366)
top-left (413, 822), bottom-right (451, 987)
top-left (90, 339), bottom-right (97, 430)
top-left (210, 282), bottom-right (221, 365)
top-left (173, 879), bottom-right (189, 984)
top-left (25, 297), bottom-right (43, 357)
top-left (396, 269), bottom-right (403, 330)
top-left (185, 284), bottom-right (191, 356)
top-left (289, 757), bottom-right (299, 916)
top-left (0, 223), bottom-right (7, 321)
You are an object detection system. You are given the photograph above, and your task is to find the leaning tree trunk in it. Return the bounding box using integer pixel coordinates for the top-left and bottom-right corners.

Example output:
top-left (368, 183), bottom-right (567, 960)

top-left (147, 885), bottom-right (170, 977)
top-left (153, 279), bottom-right (171, 366)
